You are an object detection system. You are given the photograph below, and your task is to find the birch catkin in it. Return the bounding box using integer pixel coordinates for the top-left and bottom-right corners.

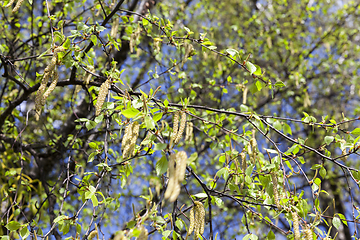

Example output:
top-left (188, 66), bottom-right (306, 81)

top-left (95, 78), bottom-right (110, 116)
top-left (122, 121), bottom-right (139, 158)
top-left (164, 154), bottom-right (177, 200)
top-left (303, 227), bottom-right (312, 240)
top-left (174, 111), bottom-right (186, 144)
top-left (170, 111), bottom-right (180, 145)
top-left (194, 201), bottom-right (205, 239)
top-left (137, 226), bottom-right (148, 240)
top-left (35, 46), bottom-right (65, 120)
top-left (185, 122), bottom-right (193, 141)
top-left (176, 151), bottom-right (187, 182)
top-left (271, 171), bottom-right (281, 209)
top-left (292, 211), bottom-right (300, 240)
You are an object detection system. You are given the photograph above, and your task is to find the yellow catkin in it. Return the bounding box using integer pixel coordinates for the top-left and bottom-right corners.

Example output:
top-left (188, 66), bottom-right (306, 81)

top-left (174, 111), bottom-right (186, 144)
top-left (164, 155), bottom-right (177, 200)
top-left (11, 0), bottom-right (24, 13)
top-left (122, 123), bottom-right (133, 158)
top-left (41, 70), bottom-right (58, 105)
top-left (185, 122), bottom-right (193, 141)
top-left (110, 18), bottom-right (119, 39)
top-left (5, 0), bottom-right (16, 8)
top-left (240, 152), bottom-right (246, 172)
top-left (113, 231), bottom-right (127, 240)
top-left (188, 208), bottom-right (195, 235)
top-left (137, 226), bottom-right (148, 240)
top-left (194, 201), bottom-right (205, 239)
top-left (303, 227), bottom-right (312, 240)
top-left (34, 46), bottom-right (65, 120)
top-left (270, 171), bottom-right (281, 209)
top-left (171, 111), bottom-right (180, 144)
top-left (88, 230), bottom-right (98, 239)
top-left (292, 211), bottom-right (300, 240)
top-left (95, 78), bottom-right (110, 116)
top-left (168, 183), bottom-right (181, 203)
top-left (128, 121), bottom-right (140, 157)
top-left (176, 151), bottom-right (187, 182)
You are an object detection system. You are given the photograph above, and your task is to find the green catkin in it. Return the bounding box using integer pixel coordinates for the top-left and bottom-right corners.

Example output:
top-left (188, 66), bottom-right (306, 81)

top-left (270, 171), bottom-right (281, 209)
top-left (174, 111), bottom-right (186, 144)
top-left (95, 78), bottom-right (110, 116)
top-left (292, 211), bottom-right (300, 240)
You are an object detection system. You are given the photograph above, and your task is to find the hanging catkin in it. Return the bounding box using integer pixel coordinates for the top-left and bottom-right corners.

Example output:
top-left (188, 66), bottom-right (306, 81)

top-left (174, 111), bottom-right (186, 144)
top-left (95, 78), bottom-right (110, 116)
top-left (292, 211), bottom-right (300, 240)
top-left (35, 46), bottom-right (65, 120)
top-left (270, 171), bottom-right (281, 209)
top-left (164, 154), bottom-right (177, 200)
top-left (185, 122), bottom-right (193, 141)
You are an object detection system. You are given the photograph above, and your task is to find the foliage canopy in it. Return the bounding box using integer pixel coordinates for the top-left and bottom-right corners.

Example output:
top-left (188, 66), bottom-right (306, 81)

top-left (1, 0), bottom-right (360, 239)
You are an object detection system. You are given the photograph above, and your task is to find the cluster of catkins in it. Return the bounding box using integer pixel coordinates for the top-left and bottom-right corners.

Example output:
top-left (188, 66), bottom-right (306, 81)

top-left (35, 46), bottom-right (65, 120)
top-left (291, 211), bottom-right (315, 240)
top-left (5, 0), bottom-right (24, 13)
top-left (122, 121), bottom-right (140, 159)
top-left (171, 111), bottom-right (193, 146)
top-left (95, 78), bottom-right (110, 116)
top-left (186, 201), bottom-right (205, 240)
top-left (164, 151), bottom-right (188, 202)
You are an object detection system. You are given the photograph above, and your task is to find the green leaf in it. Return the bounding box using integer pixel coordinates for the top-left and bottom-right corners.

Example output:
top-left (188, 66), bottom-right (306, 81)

top-left (155, 156), bottom-right (168, 176)
top-left (85, 120), bottom-right (97, 130)
top-left (332, 216), bottom-right (341, 229)
top-left (162, 230), bottom-right (172, 239)
top-left (193, 193), bottom-right (207, 198)
top-left (253, 64), bottom-right (262, 75)
top-left (282, 123), bottom-right (291, 135)
top-left (226, 49), bottom-right (238, 57)
top-left (145, 115), bottom-right (155, 129)
top-left (121, 107), bottom-right (140, 118)
top-left (319, 167), bottom-right (327, 178)
top-left (274, 80), bottom-right (286, 87)
top-left (91, 194), bottom-right (98, 207)
top-left (153, 112), bottom-right (163, 122)
top-left (351, 128), bottom-right (360, 135)
top-left (154, 143), bottom-right (167, 151)
top-left (88, 152), bottom-right (97, 163)
top-left (88, 142), bottom-right (98, 149)
top-left (273, 121), bottom-right (282, 131)
top-left (54, 215), bottom-right (68, 224)
top-left (20, 226), bottom-right (30, 239)
top-left (245, 61), bottom-right (257, 74)
top-left (213, 196), bottom-right (224, 207)
top-left (267, 230), bottom-right (275, 240)
top-left (324, 136), bottom-right (334, 145)
top-left (5, 221), bottom-right (22, 231)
